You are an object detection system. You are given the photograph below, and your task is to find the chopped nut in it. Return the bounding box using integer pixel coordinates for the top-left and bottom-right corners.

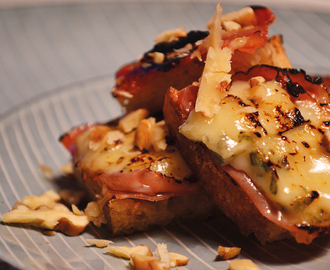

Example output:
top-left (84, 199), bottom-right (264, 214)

top-left (173, 43), bottom-right (193, 54)
top-left (135, 118), bottom-right (168, 152)
top-left (130, 253), bottom-right (160, 270)
top-left (154, 26), bottom-right (187, 43)
top-left (106, 244), bottom-right (153, 259)
top-left (84, 201), bottom-right (100, 218)
top-left (118, 109), bottom-right (149, 133)
top-left (135, 118), bottom-right (153, 150)
top-left (222, 20), bottom-right (241, 31)
top-left (222, 7), bottom-right (257, 27)
top-left (86, 238), bottom-right (113, 248)
top-left (217, 246), bottom-right (241, 260)
top-left (20, 190), bottom-right (60, 210)
top-left (71, 204), bottom-right (85, 216)
top-left (113, 90), bottom-right (134, 99)
top-left (148, 52), bottom-right (165, 64)
top-left (39, 164), bottom-right (54, 178)
top-left (156, 243), bottom-right (170, 267)
top-left (149, 260), bottom-right (170, 270)
top-left (248, 76), bottom-right (266, 88)
top-left (43, 230), bottom-right (56, 236)
top-left (229, 259), bottom-right (261, 270)
top-left (60, 162), bottom-right (74, 175)
top-left (169, 252), bottom-right (189, 267)
top-left (1, 203), bottom-right (89, 236)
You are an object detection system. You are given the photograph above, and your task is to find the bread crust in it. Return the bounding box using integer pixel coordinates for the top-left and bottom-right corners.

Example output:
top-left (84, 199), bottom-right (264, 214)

top-left (73, 160), bottom-right (216, 236)
top-left (163, 87), bottom-right (291, 243)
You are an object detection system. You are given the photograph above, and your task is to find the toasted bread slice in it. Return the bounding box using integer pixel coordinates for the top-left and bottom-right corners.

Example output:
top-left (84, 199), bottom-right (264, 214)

top-left (112, 6), bottom-right (292, 115)
top-left (163, 66), bottom-right (330, 244)
top-left (112, 34), bottom-right (291, 116)
top-left (163, 84), bottom-right (290, 244)
top-left (60, 110), bottom-right (216, 235)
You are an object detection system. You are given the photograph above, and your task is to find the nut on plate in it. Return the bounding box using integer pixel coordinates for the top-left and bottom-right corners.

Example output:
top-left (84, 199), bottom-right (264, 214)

top-left (1, 190), bottom-right (89, 236)
top-left (217, 245), bottom-right (241, 260)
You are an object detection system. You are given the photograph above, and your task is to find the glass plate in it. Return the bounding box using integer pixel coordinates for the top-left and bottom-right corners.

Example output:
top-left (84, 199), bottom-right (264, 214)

top-left (1, 74), bottom-right (330, 270)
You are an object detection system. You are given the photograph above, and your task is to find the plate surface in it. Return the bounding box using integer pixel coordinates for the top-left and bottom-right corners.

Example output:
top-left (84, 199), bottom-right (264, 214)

top-left (1, 1), bottom-right (330, 270)
top-left (1, 74), bottom-right (330, 270)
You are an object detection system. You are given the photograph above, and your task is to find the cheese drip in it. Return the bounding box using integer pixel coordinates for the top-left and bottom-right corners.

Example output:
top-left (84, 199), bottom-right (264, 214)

top-left (180, 80), bottom-right (330, 228)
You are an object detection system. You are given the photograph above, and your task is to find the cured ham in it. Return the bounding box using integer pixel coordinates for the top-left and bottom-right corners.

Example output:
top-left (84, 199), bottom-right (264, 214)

top-left (176, 65), bottom-right (330, 243)
top-left (60, 114), bottom-right (202, 202)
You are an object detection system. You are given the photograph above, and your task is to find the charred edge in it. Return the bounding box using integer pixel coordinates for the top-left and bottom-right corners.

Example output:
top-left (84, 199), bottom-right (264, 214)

top-left (234, 65), bottom-right (326, 97)
top-left (254, 132), bottom-right (261, 138)
top-left (322, 121), bottom-right (330, 127)
top-left (301, 141), bottom-right (310, 148)
top-left (250, 5), bottom-right (267, 10)
top-left (147, 30), bottom-right (209, 55)
top-left (290, 108), bottom-right (305, 127)
top-left (296, 223), bottom-right (327, 235)
top-left (310, 190), bottom-right (319, 201)
top-left (246, 112), bottom-right (263, 129)
top-left (286, 79), bottom-right (306, 98)
top-left (140, 30), bottom-right (209, 72)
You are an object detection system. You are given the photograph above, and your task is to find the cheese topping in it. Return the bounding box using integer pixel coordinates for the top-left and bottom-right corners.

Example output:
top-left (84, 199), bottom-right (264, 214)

top-left (75, 124), bottom-right (192, 181)
top-left (195, 4), bottom-right (232, 118)
top-left (180, 79), bottom-right (330, 230)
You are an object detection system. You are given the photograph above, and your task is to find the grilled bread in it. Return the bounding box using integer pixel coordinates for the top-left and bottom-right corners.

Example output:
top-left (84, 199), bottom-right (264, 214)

top-left (163, 64), bottom-right (330, 244)
top-left (60, 109), bottom-right (216, 235)
top-left (111, 6), bottom-right (292, 115)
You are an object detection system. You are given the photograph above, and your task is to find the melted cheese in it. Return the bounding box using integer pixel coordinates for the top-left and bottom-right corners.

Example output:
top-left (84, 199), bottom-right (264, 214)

top-left (75, 125), bottom-right (192, 181)
top-left (180, 80), bottom-right (330, 227)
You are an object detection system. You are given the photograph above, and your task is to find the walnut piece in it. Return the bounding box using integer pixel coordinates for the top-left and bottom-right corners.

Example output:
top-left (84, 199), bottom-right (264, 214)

top-left (217, 246), bottom-right (241, 260)
top-left (156, 243), bottom-right (170, 267)
top-left (229, 259), bottom-right (261, 270)
top-left (86, 238), bottom-right (113, 248)
top-left (168, 252), bottom-right (189, 267)
top-left (106, 244), bottom-right (153, 259)
top-left (118, 108), bottom-right (149, 133)
top-left (154, 26), bottom-right (187, 43)
top-left (135, 118), bottom-right (167, 152)
top-left (1, 190), bottom-right (89, 236)
top-left (248, 76), bottom-right (266, 88)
